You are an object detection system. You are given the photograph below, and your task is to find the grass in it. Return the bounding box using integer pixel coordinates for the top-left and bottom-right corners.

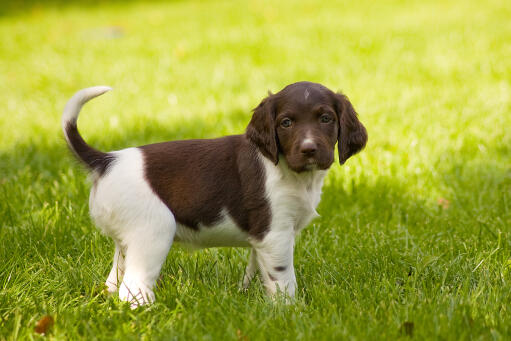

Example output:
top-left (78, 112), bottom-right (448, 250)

top-left (0, 0), bottom-right (510, 339)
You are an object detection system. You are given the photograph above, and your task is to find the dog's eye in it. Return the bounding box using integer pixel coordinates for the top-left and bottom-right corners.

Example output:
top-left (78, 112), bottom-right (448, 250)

top-left (280, 118), bottom-right (293, 128)
top-left (320, 114), bottom-right (333, 123)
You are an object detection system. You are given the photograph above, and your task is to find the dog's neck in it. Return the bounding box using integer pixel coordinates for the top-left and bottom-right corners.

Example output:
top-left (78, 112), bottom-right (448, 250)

top-left (258, 152), bottom-right (328, 231)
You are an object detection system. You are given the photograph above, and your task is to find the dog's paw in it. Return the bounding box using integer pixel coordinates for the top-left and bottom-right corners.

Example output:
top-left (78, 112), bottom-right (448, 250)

top-left (105, 280), bottom-right (119, 294)
top-left (118, 275), bottom-right (155, 309)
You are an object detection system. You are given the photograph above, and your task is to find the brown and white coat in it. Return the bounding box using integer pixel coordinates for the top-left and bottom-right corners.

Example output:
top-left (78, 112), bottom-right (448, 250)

top-left (62, 82), bottom-right (367, 308)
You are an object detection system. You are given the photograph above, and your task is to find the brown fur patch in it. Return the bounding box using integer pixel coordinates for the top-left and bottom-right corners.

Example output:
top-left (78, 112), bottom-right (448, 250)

top-left (140, 135), bottom-right (271, 239)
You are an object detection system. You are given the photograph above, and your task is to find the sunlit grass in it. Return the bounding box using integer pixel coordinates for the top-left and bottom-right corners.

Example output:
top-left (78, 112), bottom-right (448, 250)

top-left (1, 0), bottom-right (510, 339)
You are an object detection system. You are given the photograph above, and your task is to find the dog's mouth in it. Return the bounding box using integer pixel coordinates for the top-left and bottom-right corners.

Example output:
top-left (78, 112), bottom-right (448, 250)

top-left (287, 156), bottom-right (333, 173)
top-left (303, 164), bottom-right (318, 171)
top-left (284, 147), bottom-right (335, 173)
top-left (303, 158), bottom-right (318, 170)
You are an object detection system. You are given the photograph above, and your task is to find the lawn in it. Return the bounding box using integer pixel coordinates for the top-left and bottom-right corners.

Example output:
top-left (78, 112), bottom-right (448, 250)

top-left (1, 0), bottom-right (510, 339)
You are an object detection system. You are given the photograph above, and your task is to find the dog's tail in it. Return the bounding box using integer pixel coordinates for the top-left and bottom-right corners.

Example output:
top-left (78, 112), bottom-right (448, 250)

top-left (62, 86), bottom-right (115, 174)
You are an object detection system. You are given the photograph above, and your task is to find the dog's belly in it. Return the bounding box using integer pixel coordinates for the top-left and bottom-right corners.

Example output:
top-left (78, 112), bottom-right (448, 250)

top-left (174, 212), bottom-right (251, 248)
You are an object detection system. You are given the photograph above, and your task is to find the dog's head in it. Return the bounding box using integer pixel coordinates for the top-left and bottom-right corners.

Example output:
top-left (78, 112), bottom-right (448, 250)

top-left (246, 81), bottom-right (367, 172)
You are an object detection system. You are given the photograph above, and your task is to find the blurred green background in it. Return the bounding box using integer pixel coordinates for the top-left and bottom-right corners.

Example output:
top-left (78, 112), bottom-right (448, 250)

top-left (0, 0), bottom-right (510, 339)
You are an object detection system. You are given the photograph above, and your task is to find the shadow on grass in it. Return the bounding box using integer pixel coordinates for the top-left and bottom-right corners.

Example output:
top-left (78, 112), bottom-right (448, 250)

top-left (0, 0), bottom-right (180, 18)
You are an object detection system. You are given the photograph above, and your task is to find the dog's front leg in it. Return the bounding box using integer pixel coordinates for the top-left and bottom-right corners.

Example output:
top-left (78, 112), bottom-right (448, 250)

top-left (252, 230), bottom-right (296, 299)
top-left (242, 248), bottom-right (258, 289)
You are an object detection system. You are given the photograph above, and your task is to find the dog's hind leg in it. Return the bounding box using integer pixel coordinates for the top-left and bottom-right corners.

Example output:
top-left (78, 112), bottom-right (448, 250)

top-left (89, 147), bottom-right (176, 308)
top-left (118, 211), bottom-right (176, 309)
top-left (105, 242), bottom-right (126, 294)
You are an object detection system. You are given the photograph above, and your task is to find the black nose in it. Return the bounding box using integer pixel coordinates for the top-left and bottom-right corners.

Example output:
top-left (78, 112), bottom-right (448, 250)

top-left (300, 140), bottom-right (317, 156)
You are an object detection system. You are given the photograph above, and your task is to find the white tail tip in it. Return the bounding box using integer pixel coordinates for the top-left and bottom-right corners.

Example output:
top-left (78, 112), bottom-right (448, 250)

top-left (62, 86), bottom-right (113, 129)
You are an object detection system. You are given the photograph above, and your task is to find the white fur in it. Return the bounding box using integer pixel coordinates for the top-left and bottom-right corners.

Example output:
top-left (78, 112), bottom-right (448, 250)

top-left (62, 86), bottom-right (111, 146)
top-left (301, 138), bottom-right (314, 146)
top-left (90, 148), bottom-right (176, 308)
top-left (175, 209), bottom-right (251, 248)
top-left (249, 155), bottom-right (326, 298)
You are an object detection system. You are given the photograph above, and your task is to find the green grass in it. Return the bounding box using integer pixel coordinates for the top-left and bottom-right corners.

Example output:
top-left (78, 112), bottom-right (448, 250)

top-left (1, 0), bottom-right (510, 339)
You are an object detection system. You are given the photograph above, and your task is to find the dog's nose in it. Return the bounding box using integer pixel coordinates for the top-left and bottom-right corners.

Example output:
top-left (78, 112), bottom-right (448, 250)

top-left (300, 140), bottom-right (317, 156)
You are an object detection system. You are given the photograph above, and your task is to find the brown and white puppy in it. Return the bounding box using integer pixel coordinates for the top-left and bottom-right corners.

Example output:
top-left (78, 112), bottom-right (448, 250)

top-left (62, 81), bottom-right (367, 308)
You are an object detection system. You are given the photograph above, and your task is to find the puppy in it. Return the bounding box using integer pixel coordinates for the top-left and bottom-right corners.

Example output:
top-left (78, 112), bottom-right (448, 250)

top-left (62, 81), bottom-right (367, 308)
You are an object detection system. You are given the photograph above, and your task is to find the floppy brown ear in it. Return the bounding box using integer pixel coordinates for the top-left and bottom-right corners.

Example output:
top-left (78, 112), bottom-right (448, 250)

top-left (335, 93), bottom-right (368, 165)
top-left (246, 94), bottom-right (279, 164)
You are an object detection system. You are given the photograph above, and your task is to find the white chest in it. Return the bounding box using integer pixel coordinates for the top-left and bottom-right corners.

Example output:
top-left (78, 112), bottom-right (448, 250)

top-left (262, 156), bottom-right (327, 232)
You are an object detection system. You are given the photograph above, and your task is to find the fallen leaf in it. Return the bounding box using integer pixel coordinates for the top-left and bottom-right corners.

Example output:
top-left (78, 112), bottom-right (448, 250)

top-left (236, 329), bottom-right (249, 341)
top-left (34, 315), bottom-right (54, 335)
top-left (437, 198), bottom-right (450, 209)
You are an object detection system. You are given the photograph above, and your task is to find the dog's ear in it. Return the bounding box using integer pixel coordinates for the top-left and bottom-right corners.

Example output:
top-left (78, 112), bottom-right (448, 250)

top-left (334, 93), bottom-right (368, 165)
top-left (246, 94), bottom-right (279, 164)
